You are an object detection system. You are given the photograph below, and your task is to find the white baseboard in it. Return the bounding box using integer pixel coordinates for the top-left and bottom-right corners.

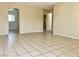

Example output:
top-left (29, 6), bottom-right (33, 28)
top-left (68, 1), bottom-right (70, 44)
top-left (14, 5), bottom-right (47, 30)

top-left (53, 33), bottom-right (79, 40)
top-left (20, 31), bottom-right (43, 34)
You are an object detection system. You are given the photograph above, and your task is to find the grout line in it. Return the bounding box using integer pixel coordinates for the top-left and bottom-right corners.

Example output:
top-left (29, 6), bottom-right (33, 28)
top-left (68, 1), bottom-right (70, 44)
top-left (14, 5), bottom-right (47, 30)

top-left (9, 37), bottom-right (79, 56)
top-left (23, 41), bottom-right (45, 56)
top-left (8, 37), bottom-right (19, 57)
top-left (1, 32), bottom-right (79, 57)
top-left (16, 40), bottom-right (33, 57)
top-left (2, 38), bottom-right (6, 57)
top-left (26, 40), bottom-right (68, 57)
top-left (33, 54), bottom-right (45, 57)
top-left (22, 39), bottom-right (46, 57)
top-left (29, 39), bottom-right (63, 52)
top-left (7, 33), bottom-right (33, 57)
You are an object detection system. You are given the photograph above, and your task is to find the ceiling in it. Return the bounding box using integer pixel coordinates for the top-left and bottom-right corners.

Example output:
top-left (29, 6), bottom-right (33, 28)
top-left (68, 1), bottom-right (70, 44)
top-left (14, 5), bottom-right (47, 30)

top-left (19, 2), bottom-right (57, 9)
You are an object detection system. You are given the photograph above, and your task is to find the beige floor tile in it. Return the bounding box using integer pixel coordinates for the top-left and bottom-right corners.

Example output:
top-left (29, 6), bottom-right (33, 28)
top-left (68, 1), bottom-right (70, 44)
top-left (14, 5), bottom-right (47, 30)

top-left (6, 52), bottom-right (17, 57)
top-left (51, 50), bottom-right (63, 56)
top-left (36, 55), bottom-right (45, 57)
top-left (38, 48), bottom-right (50, 53)
top-left (59, 54), bottom-right (71, 57)
top-left (26, 48), bottom-right (37, 53)
top-left (15, 49), bottom-right (27, 55)
top-left (0, 31), bottom-right (79, 57)
top-left (29, 51), bottom-right (42, 56)
top-left (20, 54), bottom-right (31, 57)
top-left (0, 50), bottom-right (4, 56)
top-left (43, 52), bottom-right (57, 57)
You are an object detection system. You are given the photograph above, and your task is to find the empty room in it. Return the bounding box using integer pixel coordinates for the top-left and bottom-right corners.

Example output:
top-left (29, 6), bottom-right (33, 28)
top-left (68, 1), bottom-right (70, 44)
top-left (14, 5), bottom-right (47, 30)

top-left (0, 2), bottom-right (79, 57)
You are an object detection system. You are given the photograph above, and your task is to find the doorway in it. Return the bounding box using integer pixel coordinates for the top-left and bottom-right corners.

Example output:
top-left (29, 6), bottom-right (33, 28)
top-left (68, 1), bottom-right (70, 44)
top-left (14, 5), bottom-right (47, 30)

top-left (43, 14), bottom-right (46, 32)
top-left (8, 8), bottom-right (19, 34)
top-left (43, 12), bottom-right (53, 33)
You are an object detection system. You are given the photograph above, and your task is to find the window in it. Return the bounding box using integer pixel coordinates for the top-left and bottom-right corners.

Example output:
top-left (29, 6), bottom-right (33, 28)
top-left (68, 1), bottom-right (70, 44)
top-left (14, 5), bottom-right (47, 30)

top-left (8, 15), bottom-right (15, 21)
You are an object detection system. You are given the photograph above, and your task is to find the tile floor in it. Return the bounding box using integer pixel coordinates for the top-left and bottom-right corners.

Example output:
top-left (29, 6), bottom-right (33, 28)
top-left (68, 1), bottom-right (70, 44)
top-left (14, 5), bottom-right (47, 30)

top-left (0, 31), bottom-right (79, 57)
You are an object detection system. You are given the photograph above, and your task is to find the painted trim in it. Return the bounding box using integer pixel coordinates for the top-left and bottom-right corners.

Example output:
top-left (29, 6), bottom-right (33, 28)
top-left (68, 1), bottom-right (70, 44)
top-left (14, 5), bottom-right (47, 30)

top-left (53, 33), bottom-right (79, 40)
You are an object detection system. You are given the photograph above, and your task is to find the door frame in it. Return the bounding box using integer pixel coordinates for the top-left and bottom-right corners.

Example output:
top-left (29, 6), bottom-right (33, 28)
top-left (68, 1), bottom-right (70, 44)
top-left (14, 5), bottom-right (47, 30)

top-left (8, 8), bottom-right (20, 34)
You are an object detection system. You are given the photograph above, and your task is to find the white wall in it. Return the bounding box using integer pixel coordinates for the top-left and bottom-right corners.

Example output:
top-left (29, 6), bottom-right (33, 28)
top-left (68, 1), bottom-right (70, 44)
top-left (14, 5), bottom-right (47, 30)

top-left (0, 3), bottom-right (8, 35)
top-left (20, 5), bottom-right (43, 33)
top-left (53, 3), bottom-right (79, 39)
top-left (0, 3), bottom-right (43, 35)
